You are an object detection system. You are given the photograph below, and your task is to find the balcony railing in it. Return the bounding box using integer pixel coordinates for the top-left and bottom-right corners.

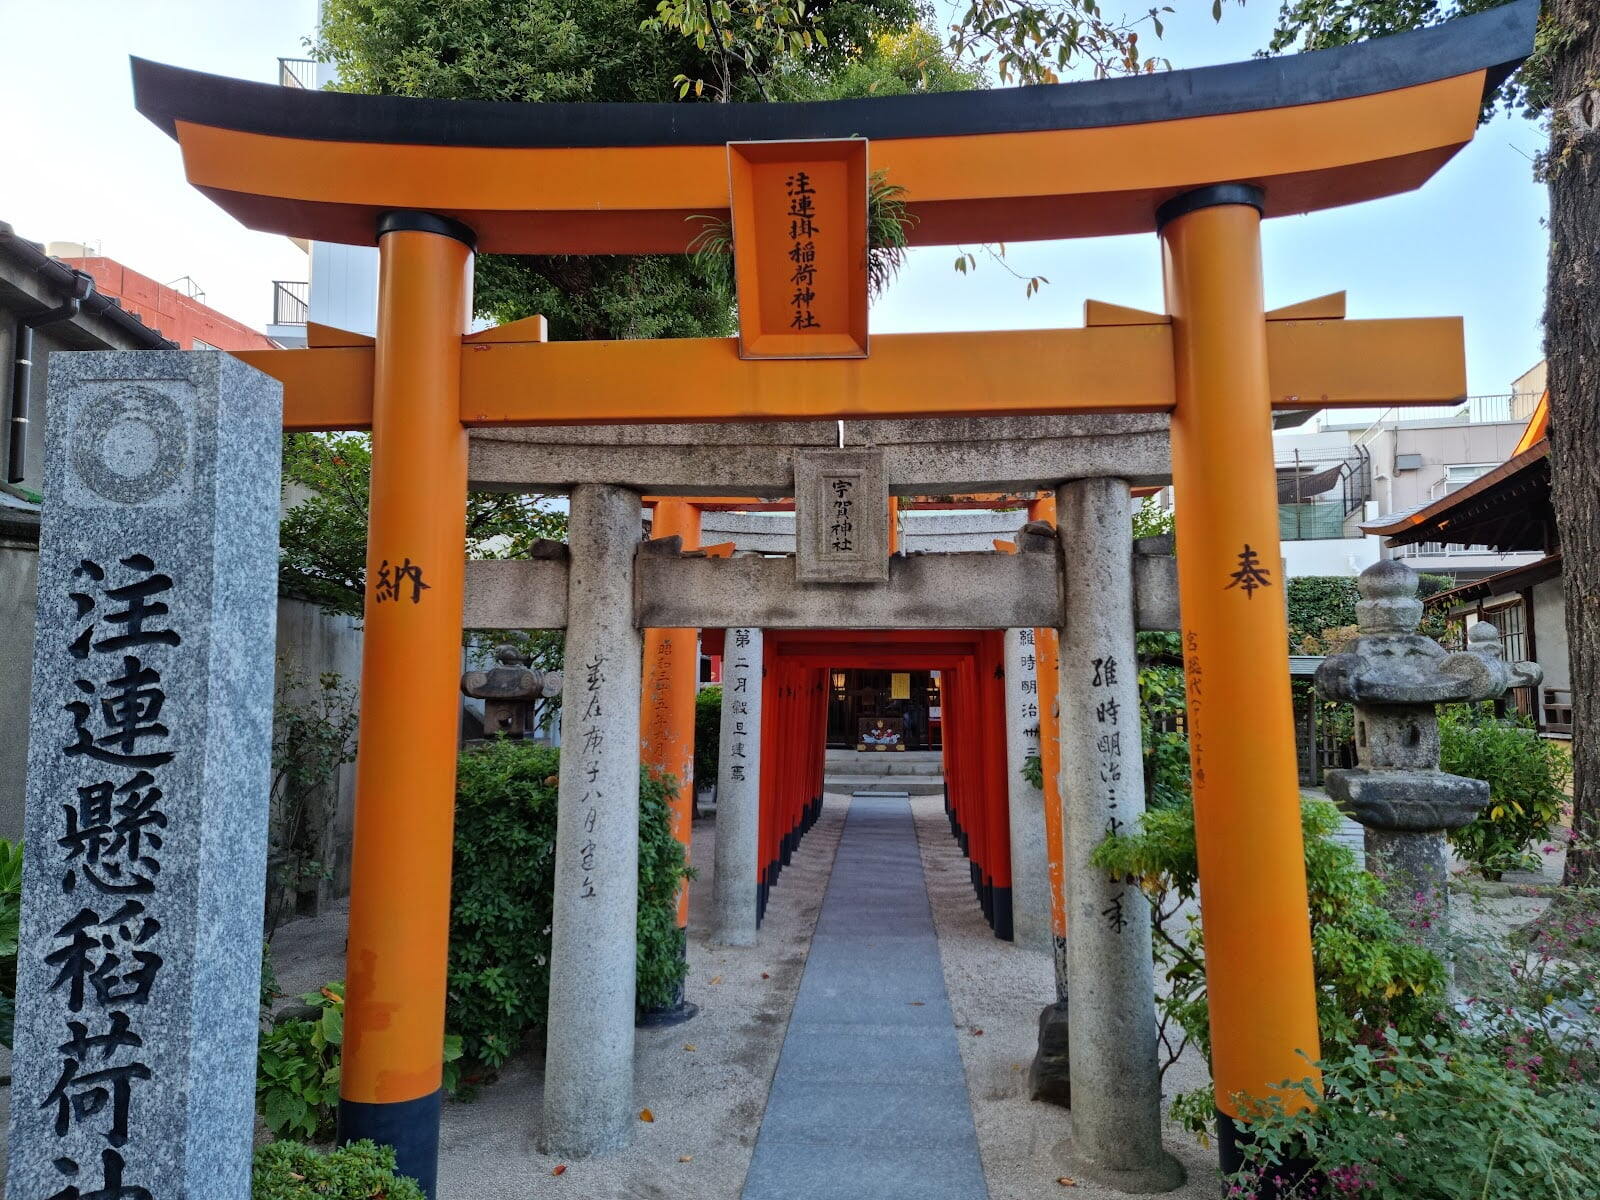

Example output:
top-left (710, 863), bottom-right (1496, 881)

top-left (1391, 541), bottom-right (1539, 560)
top-left (272, 281), bottom-right (309, 326)
top-left (1275, 443), bottom-right (1371, 541)
top-left (278, 57), bottom-right (317, 89)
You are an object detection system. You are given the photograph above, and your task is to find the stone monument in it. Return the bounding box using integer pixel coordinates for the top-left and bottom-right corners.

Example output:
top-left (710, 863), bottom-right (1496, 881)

top-left (7, 351), bottom-right (281, 1198)
top-left (461, 644), bottom-right (558, 739)
top-left (1315, 559), bottom-right (1540, 952)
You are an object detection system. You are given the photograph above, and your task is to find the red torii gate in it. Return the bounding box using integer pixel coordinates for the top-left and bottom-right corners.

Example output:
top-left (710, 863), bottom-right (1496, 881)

top-left (753, 630), bottom-right (1013, 935)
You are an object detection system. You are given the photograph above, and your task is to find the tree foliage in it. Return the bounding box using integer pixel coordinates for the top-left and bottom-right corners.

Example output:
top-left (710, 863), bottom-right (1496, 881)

top-left (317, 0), bottom-right (965, 339)
top-left (279, 432), bottom-right (567, 620)
top-left (1266, 0), bottom-right (1558, 118)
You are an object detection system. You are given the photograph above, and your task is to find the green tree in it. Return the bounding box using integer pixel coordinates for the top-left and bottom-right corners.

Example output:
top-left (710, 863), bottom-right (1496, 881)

top-left (316, 0), bottom-right (956, 339)
top-left (279, 432), bottom-right (566, 620)
top-left (1265, 0), bottom-right (1600, 890)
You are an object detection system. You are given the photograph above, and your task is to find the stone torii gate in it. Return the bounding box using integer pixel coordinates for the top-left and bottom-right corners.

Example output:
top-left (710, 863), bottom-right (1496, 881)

top-left (122, 2), bottom-right (1531, 1192)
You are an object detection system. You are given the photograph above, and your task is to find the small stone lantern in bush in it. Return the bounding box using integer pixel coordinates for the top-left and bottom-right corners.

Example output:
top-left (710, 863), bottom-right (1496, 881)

top-left (1314, 559), bottom-right (1540, 952)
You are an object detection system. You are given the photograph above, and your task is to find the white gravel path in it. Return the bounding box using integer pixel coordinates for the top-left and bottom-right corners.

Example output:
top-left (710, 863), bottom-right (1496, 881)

top-left (908, 794), bottom-right (1222, 1200)
top-left (272, 797), bottom-right (848, 1200)
top-left (264, 792), bottom-right (1228, 1199)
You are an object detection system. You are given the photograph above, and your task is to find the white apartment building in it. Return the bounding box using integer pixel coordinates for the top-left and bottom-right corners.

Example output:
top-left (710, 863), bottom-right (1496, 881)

top-left (1269, 380), bottom-right (1544, 583)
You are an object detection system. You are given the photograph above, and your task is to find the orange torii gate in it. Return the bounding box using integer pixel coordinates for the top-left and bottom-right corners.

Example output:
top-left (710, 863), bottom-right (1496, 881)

top-left (130, 1), bottom-right (1533, 1191)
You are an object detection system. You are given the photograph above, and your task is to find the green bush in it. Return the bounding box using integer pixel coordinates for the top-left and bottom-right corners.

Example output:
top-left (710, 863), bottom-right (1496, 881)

top-left (694, 685), bottom-right (723, 789)
top-left (1227, 1031), bottom-right (1600, 1200)
top-left (1093, 797), bottom-right (1447, 1136)
top-left (1442, 704), bottom-right (1570, 877)
top-left (638, 766), bottom-right (694, 1008)
top-left (256, 984), bottom-right (345, 1141)
top-left (252, 1139), bottom-right (424, 1200)
top-left (448, 740), bottom-right (690, 1068)
top-left (1227, 886), bottom-right (1600, 1198)
top-left (0, 838), bottom-right (21, 1048)
top-left (1286, 574), bottom-right (1454, 652)
top-left (256, 982), bottom-right (461, 1142)
top-left (1136, 632), bottom-right (1190, 809)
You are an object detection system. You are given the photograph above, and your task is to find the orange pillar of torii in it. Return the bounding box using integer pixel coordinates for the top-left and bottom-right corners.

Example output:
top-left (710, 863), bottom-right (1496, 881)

top-left (637, 497), bottom-right (735, 1022)
top-left (131, 2), bottom-right (1534, 1188)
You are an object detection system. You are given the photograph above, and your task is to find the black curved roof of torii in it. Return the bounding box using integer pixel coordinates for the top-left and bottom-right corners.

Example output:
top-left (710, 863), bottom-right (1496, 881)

top-left (133, 0), bottom-right (1535, 150)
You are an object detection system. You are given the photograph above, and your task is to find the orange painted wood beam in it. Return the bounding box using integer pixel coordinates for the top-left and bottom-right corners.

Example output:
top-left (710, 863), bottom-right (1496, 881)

top-left (237, 316), bottom-right (1464, 433)
top-left (162, 72), bottom-right (1488, 254)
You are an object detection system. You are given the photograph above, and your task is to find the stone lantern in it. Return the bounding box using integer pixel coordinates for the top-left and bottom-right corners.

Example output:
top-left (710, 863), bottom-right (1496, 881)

top-left (1314, 560), bottom-right (1540, 952)
top-left (461, 644), bottom-right (562, 740)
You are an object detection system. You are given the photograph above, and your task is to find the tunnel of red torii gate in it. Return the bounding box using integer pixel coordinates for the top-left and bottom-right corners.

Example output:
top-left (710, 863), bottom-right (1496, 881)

top-left (131, 1), bottom-right (1534, 1194)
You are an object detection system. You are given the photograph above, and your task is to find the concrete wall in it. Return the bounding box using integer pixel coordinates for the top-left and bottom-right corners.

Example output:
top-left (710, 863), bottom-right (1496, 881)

top-left (1532, 577), bottom-right (1569, 693)
top-left (309, 241), bottom-right (380, 338)
top-left (1512, 361), bottom-right (1547, 419)
top-left (1281, 527), bottom-right (1383, 579)
top-left (1388, 421), bottom-right (1529, 512)
top-left (0, 531), bottom-right (39, 839)
top-left (272, 597), bottom-right (365, 902)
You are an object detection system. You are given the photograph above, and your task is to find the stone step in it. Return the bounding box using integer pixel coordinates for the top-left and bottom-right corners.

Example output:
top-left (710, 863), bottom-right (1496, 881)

top-left (824, 774), bottom-right (946, 796)
top-left (824, 751), bottom-right (945, 777)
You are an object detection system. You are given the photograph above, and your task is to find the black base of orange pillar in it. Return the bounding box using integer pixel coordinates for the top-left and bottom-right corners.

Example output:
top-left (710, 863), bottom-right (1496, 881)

top-left (637, 994), bottom-right (700, 1028)
top-left (338, 1088), bottom-right (442, 1199)
top-left (991, 885), bottom-right (1013, 942)
top-left (1216, 1111), bottom-right (1318, 1198)
top-left (638, 930), bottom-right (698, 1027)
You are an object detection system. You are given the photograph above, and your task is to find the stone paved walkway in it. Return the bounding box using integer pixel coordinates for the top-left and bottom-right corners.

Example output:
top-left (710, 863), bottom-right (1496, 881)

top-left (741, 794), bottom-right (989, 1200)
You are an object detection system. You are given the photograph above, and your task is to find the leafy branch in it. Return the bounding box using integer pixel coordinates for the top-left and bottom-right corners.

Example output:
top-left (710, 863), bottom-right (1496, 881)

top-left (949, 0), bottom-right (1179, 85)
top-left (687, 169), bottom-right (918, 299)
top-left (953, 243), bottom-right (1050, 298)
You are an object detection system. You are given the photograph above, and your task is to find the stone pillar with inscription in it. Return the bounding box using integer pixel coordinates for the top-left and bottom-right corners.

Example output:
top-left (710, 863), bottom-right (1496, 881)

top-left (1004, 626), bottom-right (1050, 952)
top-left (8, 352), bottom-right (281, 1198)
top-left (542, 484), bottom-right (644, 1157)
top-left (712, 628), bottom-right (764, 946)
top-left (1055, 478), bottom-right (1182, 1193)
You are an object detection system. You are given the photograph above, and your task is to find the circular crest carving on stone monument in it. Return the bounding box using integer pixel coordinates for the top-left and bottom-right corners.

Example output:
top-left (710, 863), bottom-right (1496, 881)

top-left (71, 383), bottom-right (190, 504)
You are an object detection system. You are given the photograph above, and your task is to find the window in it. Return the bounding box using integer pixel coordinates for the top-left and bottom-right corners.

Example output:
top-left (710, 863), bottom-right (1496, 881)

top-left (1483, 600), bottom-right (1527, 663)
top-left (1441, 463), bottom-right (1497, 495)
top-left (191, 338), bottom-right (215, 351)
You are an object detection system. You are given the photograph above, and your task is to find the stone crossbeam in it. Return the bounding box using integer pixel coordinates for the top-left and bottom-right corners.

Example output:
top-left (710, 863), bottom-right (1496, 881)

top-left (461, 547), bottom-right (1180, 632)
top-left (471, 414), bottom-right (1173, 496)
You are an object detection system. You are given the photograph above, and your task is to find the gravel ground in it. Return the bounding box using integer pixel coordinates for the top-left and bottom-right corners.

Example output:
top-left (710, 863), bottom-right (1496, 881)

top-left (908, 795), bottom-right (1222, 1200)
top-left (273, 796), bottom-right (848, 1200)
top-left (76, 787), bottom-right (1562, 1200)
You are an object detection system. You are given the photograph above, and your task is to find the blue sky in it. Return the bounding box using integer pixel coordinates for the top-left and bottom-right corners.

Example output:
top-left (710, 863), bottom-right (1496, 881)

top-left (0, 0), bottom-right (1548, 395)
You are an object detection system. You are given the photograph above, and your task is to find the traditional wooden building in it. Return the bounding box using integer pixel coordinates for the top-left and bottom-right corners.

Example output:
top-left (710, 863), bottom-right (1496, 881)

top-left (1365, 395), bottom-right (1567, 732)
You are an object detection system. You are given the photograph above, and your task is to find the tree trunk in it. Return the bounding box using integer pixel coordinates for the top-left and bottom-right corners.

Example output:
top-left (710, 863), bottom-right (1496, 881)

top-left (1546, 0), bottom-right (1600, 887)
